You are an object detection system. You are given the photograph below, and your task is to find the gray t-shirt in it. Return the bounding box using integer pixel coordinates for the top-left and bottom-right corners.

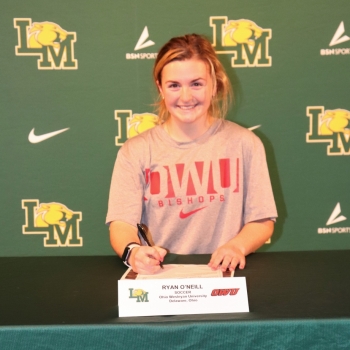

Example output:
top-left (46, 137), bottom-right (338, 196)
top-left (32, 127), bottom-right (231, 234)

top-left (106, 119), bottom-right (277, 254)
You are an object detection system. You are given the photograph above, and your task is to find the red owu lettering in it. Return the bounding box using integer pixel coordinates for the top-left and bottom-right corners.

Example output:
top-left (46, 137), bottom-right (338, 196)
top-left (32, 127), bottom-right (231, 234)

top-left (211, 288), bottom-right (239, 296)
top-left (144, 158), bottom-right (239, 199)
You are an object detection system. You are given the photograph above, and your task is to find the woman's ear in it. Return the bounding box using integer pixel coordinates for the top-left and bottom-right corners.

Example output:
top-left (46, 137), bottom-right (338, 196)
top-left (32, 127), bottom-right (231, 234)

top-left (156, 80), bottom-right (164, 99)
top-left (212, 79), bottom-right (217, 98)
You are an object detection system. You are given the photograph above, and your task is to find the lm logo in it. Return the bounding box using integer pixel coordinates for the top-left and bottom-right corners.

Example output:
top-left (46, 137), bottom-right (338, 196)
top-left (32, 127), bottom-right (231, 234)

top-left (14, 18), bottom-right (77, 69)
top-left (306, 107), bottom-right (350, 155)
top-left (210, 16), bottom-right (272, 67)
top-left (129, 288), bottom-right (149, 302)
top-left (22, 200), bottom-right (82, 247)
top-left (115, 110), bottom-right (158, 146)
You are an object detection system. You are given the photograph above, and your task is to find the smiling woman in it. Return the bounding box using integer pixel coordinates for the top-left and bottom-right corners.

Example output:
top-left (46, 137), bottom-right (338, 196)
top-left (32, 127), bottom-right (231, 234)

top-left (106, 34), bottom-right (277, 275)
top-left (154, 34), bottom-right (231, 124)
top-left (156, 59), bottom-right (214, 142)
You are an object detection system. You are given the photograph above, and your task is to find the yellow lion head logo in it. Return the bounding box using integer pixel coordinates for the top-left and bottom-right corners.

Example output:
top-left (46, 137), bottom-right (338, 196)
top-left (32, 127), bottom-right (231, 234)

top-left (28, 21), bottom-right (68, 49)
top-left (128, 113), bottom-right (158, 138)
top-left (223, 19), bottom-right (263, 47)
top-left (132, 289), bottom-right (146, 297)
top-left (35, 202), bottom-right (74, 228)
top-left (320, 109), bottom-right (350, 135)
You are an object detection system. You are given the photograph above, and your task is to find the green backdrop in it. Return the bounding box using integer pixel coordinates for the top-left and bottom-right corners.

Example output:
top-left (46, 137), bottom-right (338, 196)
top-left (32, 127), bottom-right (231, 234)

top-left (1, 0), bottom-right (349, 256)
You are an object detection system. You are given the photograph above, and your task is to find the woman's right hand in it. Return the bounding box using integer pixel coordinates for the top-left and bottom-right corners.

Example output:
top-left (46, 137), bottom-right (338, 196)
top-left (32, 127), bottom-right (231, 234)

top-left (129, 246), bottom-right (167, 274)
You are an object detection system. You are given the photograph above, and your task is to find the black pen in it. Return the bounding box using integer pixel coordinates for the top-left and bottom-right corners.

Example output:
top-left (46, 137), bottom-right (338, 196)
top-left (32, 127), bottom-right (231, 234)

top-left (137, 223), bottom-right (164, 269)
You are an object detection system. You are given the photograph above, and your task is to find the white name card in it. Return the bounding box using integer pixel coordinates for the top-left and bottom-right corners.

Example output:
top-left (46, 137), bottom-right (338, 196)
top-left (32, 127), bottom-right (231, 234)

top-left (118, 276), bottom-right (249, 317)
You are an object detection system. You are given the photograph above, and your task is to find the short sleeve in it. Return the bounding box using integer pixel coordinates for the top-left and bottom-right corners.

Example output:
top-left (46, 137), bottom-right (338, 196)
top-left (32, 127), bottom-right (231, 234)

top-left (242, 134), bottom-right (277, 224)
top-left (105, 142), bottom-right (145, 226)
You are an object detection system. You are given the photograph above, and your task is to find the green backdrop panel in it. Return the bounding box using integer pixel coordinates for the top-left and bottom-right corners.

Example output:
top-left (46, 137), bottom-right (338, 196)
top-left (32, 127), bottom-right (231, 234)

top-left (1, 0), bottom-right (349, 256)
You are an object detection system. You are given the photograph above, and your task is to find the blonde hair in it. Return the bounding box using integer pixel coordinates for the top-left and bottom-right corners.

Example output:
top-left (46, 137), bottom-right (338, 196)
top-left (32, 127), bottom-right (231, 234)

top-left (153, 34), bottom-right (233, 124)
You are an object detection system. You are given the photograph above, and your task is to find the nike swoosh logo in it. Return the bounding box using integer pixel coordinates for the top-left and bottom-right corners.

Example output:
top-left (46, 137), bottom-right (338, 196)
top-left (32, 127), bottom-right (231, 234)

top-left (28, 127), bottom-right (69, 143)
top-left (179, 207), bottom-right (207, 219)
top-left (248, 125), bottom-right (261, 131)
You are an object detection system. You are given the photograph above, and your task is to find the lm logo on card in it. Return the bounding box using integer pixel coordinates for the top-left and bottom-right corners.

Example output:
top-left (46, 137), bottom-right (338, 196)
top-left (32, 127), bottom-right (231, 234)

top-left (129, 288), bottom-right (149, 302)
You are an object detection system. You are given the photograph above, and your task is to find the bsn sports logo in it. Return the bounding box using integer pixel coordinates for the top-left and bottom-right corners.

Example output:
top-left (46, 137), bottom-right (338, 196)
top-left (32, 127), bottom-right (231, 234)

top-left (210, 16), bottom-right (272, 67)
top-left (320, 21), bottom-right (350, 56)
top-left (129, 288), bottom-right (149, 302)
top-left (318, 203), bottom-right (350, 234)
top-left (126, 26), bottom-right (157, 60)
top-left (306, 107), bottom-right (350, 155)
top-left (115, 110), bottom-right (158, 146)
top-left (22, 200), bottom-right (82, 247)
top-left (14, 18), bottom-right (77, 69)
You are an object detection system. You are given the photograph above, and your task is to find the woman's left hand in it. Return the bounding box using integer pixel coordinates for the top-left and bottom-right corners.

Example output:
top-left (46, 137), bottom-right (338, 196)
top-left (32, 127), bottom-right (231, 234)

top-left (208, 242), bottom-right (246, 272)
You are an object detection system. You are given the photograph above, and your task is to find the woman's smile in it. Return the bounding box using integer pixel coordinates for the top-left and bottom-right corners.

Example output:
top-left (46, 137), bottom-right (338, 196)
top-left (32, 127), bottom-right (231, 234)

top-left (157, 58), bottom-right (215, 140)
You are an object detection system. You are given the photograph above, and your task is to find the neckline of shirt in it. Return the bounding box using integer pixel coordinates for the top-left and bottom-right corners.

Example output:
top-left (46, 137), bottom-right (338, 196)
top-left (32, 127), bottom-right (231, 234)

top-left (157, 119), bottom-right (223, 149)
